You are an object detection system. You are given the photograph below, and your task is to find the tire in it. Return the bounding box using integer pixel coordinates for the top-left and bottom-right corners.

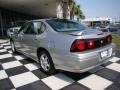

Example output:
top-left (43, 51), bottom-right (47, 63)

top-left (38, 50), bottom-right (56, 75)
top-left (10, 40), bottom-right (17, 53)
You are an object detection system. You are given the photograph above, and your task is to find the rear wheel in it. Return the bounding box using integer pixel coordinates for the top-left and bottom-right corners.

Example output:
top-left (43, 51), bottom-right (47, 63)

top-left (10, 40), bottom-right (17, 53)
top-left (38, 50), bottom-right (56, 75)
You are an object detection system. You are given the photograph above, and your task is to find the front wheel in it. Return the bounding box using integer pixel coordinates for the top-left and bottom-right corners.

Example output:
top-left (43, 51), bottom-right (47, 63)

top-left (38, 50), bottom-right (56, 75)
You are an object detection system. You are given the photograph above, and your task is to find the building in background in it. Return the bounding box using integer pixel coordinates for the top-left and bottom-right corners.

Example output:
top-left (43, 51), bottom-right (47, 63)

top-left (83, 17), bottom-right (112, 27)
top-left (0, 8), bottom-right (38, 37)
top-left (0, 0), bottom-right (73, 37)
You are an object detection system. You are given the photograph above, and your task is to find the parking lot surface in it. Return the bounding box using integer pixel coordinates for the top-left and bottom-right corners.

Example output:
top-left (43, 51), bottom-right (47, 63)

top-left (0, 39), bottom-right (120, 90)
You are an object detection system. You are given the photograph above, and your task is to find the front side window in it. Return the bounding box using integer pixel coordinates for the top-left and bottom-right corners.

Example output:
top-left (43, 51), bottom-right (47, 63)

top-left (24, 23), bottom-right (36, 34)
top-left (18, 23), bottom-right (29, 34)
top-left (46, 19), bottom-right (88, 32)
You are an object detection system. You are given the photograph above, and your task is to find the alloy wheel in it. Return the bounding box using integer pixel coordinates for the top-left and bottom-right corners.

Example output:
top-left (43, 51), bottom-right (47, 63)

top-left (40, 53), bottom-right (50, 71)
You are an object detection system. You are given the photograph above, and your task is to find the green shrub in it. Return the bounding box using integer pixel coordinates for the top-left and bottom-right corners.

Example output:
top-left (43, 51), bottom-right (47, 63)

top-left (112, 35), bottom-right (120, 49)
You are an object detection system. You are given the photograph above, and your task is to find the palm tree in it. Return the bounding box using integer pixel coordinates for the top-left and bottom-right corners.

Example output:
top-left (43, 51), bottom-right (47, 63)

top-left (69, 0), bottom-right (76, 20)
top-left (69, 0), bottom-right (85, 20)
top-left (62, 0), bottom-right (70, 19)
top-left (62, 0), bottom-right (85, 20)
top-left (75, 5), bottom-right (85, 21)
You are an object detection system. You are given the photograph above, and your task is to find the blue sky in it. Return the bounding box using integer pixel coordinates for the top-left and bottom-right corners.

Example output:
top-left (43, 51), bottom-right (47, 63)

top-left (76, 0), bottom-right (120, 20)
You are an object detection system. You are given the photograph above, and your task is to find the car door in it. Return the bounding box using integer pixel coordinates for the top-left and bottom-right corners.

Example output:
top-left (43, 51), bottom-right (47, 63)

top-left (21, 21), bottom-right (46, 60)
top-left (13, 23), bottom-right (29, 51)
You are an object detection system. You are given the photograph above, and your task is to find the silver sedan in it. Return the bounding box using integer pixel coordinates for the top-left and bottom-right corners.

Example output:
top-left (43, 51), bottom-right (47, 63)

top-left (10, 19), bottom-right (116, 75)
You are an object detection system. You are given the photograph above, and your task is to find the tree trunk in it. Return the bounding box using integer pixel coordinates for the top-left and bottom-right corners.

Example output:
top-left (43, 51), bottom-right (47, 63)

top-left (62, 0), bottom-right (69, 19)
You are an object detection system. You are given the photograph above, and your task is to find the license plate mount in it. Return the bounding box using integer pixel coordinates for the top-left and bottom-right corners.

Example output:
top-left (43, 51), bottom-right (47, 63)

top-left (100, 50), bottom-right (108, 59)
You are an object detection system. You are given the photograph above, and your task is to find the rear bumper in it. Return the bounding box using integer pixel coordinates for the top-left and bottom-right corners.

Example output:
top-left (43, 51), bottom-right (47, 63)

top-left (54, 43), bottom-right (116, 73)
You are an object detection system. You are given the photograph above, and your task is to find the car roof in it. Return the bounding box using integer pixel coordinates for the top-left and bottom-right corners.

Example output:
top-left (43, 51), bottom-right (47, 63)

top-left (30, 18), bottom-right (57, 22)
top-left (29, 18), bottom-right (77, 22)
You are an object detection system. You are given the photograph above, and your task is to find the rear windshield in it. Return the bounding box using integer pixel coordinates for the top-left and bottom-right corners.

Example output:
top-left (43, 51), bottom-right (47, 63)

top-left (46, 19), bottom-right (87, 32)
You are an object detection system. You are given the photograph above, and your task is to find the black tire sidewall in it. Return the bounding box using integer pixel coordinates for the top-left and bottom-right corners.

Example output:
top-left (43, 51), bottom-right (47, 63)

top-left (38, 51), bottom-right (56, 75)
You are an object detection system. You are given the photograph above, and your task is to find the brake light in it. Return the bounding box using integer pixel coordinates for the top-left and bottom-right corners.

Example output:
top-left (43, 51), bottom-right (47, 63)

top-left (76, 40), bottom-right (85, 51)
top-left (70, 35), bottom-right (111, 52)
top-left (107, 35), bottom-right (112, 43)
top-left (70, 40), bottom-right (86, 52)
top-left (87, 40), bottom-right (95, 49)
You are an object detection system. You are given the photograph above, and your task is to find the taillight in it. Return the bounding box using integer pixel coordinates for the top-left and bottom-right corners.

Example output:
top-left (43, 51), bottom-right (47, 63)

top-left (70, 40), bottom-right (86, 52)
top-left (87, 40), bottom-right (95, 49)
top-left (76, 40), bottom-right (85, 51)
top-left (70, 39), bottom-right (95, 52)
top-left (70, 35), bottom-right (111, 52)
top-left (107, 35), bottom-right (112, 43)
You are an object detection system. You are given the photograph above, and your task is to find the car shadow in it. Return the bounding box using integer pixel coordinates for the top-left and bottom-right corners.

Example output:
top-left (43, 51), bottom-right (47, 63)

top-left (60, 70), bottom-right (91, 81)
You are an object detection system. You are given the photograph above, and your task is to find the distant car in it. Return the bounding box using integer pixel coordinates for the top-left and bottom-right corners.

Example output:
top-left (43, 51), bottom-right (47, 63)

top-left (96, 25), bottom-right (119, 35)
top-left (7, 27), bottom-right (20, 37)
top-left (10, 19), bottom-right (116, 75)
top-left (98, 28), bottom-right (109, 32)
top-left (98, 28), bottom-right (120, 36)
top-left (93, 24), bottom-right (106, 29)
top-left (105, 25), bottom-right (119, 35)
